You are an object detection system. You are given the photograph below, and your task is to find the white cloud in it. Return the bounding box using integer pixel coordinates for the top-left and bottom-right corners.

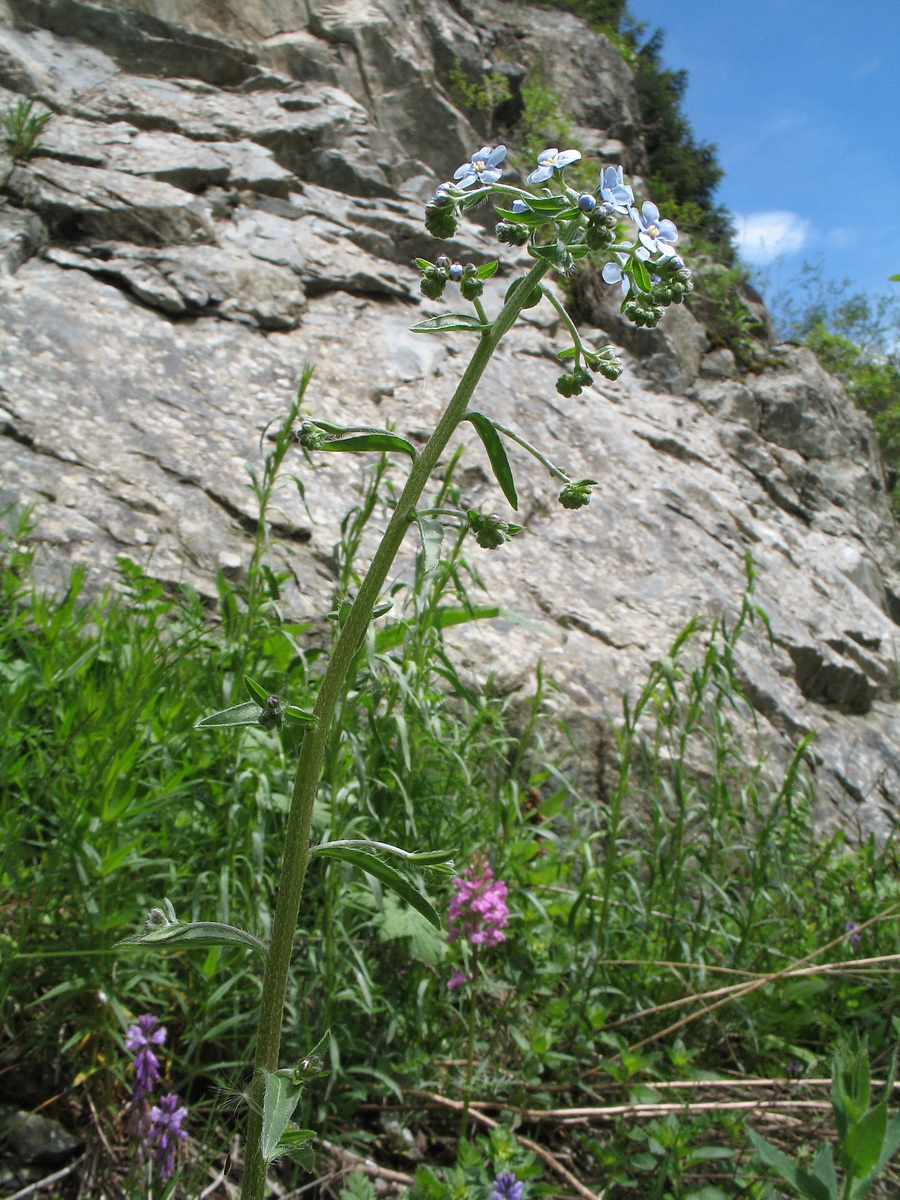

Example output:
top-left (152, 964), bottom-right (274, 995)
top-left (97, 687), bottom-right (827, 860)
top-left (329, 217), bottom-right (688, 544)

top-left (732, 211), bottom-right (810, 265)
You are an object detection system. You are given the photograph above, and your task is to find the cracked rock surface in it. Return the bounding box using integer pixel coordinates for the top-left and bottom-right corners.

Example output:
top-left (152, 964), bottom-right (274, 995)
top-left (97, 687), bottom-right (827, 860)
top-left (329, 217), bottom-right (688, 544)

top-left (1, 0), bottom-right (900, 836)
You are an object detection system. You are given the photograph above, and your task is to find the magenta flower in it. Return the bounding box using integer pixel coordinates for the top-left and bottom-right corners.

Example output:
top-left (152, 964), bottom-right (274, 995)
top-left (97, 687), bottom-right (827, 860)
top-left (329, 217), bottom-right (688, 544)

top-left (447, 865), bottom-right (509, 947)
top-left (148, 1093), bottom-right (188, 1180)
top-left (447, 968), bottom-right (469, 991)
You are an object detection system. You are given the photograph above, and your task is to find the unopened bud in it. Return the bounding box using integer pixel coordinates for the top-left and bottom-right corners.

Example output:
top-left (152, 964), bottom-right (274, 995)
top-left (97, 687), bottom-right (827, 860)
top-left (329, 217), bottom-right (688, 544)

top-left (558, 479), bottom-right (598, 510)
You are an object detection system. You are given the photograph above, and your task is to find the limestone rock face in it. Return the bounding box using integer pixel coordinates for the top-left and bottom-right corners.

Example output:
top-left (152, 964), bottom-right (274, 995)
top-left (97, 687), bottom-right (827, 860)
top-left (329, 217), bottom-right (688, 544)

top-left (1, 0), bottom-right (899, 836)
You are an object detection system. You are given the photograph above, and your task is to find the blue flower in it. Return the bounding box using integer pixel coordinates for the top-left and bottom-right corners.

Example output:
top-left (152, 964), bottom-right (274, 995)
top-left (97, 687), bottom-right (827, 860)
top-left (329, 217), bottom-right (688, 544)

top-left (599, 165), bottom-right (633, 214)
top-left (527, 147), bottom-right (581, 185)
top-left (491, 1171), bottom-right (525, 1200)
top-left (453, 144), bottom-right (507, 189)
top-left (635, 201), bottom-right (678, 257)
top-left (511, 198), bottom-right (530, 214)
top-left (602, 254), bottom-right (630, 295)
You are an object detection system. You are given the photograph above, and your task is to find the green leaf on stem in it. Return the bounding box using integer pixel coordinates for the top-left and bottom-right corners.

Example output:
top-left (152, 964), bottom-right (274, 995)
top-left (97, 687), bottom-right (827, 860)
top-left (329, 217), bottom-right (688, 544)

top-left (195, 701), bottom-right (264, 728)
top-left (415, 514), bottom-right (445, 573)
top-left (528, 241), bottom-right (575, 275)
top-left (631, 257), bottom-right (652, 294)
top-left (475, 261), bottom-right (499, 279)
top-left (284, 704), bottom-right (316, 725)
top-left (319, 432), bottom-right (416, 459)
top-left (311, 843), bottom-right (441, 929)
top-left (244, 675), bottom-right (270, 704)
top-left (465, 412), bottom-right (518, 510)
top-left (260, 1070), bottom-right (305, 1163)
top-left (842, 1102), bottom-right (888, 1182)
top-left (410, 313), bottom-right (490, 334)
top-left (117, 919), bottom-right (267, 955)
top-left (747, 1129), bottom-right (834, 1200)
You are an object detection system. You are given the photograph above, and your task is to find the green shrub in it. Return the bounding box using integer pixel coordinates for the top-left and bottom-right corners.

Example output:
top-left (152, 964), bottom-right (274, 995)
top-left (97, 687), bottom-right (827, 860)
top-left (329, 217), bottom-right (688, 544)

top-left (2, 96), bottom-right (52, 160)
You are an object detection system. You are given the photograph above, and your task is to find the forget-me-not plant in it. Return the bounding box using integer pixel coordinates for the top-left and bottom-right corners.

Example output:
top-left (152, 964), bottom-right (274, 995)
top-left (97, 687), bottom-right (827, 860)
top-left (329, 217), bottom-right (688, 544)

top-left (120, 137), bottom-right (693, 1200)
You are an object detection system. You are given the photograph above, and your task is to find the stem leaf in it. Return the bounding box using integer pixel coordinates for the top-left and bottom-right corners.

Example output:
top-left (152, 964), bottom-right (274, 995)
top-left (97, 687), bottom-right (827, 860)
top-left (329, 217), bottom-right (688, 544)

top-left (260, 1070), bottom-right (305, 1163)
top-left (195, 701), bottom-right (263, 728)
top-left (410, 313), bottom-right (490, 334)
top-left (312, 844), bottom-right (441, 929)
top-left (319, 432), bottom-right (416, 459)
top-left (465, 411), bottom-right (518, 509)
top-left (117, 920), bottom-right (267, 955)
top-left (415, 513), bottom-right (445, 573)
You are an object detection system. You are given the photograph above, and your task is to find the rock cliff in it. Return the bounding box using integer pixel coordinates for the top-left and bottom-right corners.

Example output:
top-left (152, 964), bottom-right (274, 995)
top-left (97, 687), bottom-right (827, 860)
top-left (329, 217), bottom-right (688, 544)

top-left (2, 0), bottom-right (899, 835)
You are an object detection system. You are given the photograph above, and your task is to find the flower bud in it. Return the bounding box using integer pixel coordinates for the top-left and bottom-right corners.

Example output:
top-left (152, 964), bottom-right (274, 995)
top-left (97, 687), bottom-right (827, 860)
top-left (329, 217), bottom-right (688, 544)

top-left (460, 266), bottom-right (484, 301)
top-left (258, 694), bottom-right (284, 731)
top-left (435, 255), bottom-right (451, 272)
top-left (577, 193), bottom-right (597, 213)
top-left (555, 366), bottom-right (593, 398)
top-left (448, 262), bottom-right (464, 282)
top-left (297, 420), bottom-right (329, 450)
top-left (467, 510), bottom-right (520, 549)
top-left (420, 267), bottom-right (447, 300)
top-left (558, 478), bottom-right (597, 509)
top-left (496, 220), bottom-right (530, 246)
top-left (425, 202), bottom-right (458, 239)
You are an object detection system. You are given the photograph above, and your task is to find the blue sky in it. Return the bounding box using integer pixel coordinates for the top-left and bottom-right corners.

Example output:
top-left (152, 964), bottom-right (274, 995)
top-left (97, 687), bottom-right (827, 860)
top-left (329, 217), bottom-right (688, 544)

top-left (625, 0), bottom-right (900, 311)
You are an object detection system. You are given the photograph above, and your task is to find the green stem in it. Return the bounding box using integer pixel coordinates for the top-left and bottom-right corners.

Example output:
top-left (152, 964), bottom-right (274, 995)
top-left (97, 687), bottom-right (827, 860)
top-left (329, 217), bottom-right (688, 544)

top-left (540, 283), bottom-right (587, 366)
top-left (489, 420), bottom-right (570, 482)
top-left (459, 949), bottom-right (479, 1141)
top-left (241, 256), bottom-right (550, 1200)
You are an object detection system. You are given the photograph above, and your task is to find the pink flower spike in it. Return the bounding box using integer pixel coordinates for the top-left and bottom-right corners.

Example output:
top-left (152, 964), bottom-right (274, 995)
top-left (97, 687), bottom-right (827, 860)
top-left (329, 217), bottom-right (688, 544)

top-left (447, 864), bottom-right (509, 947)
top-left (447, 969), bottom-right (469, 991)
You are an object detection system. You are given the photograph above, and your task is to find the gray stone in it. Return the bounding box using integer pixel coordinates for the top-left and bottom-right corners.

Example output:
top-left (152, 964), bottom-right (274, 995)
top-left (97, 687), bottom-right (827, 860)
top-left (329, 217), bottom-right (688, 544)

top-left (5, 158), bottom-right (213, 244)
top-left (0, 1104), bottom-right (83, 1166)
top-left (0, 201), bottom-right (45, 272)
top-left (2, 0), bottom-right (900, 841)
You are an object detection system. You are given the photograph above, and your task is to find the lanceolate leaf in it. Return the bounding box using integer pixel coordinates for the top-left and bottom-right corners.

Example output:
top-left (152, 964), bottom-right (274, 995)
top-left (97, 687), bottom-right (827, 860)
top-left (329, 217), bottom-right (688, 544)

top-left (475, 261), bottom-right (499, 279)
top-left (747, 1129), bottom-right (834, 1200)
top-left (244, 675), bottom-right (270, 704)
top-left (465, 412), bottom-right (518, 509)
top-left (117, 920), bottom-right (267, 955)
top-left (311, 844), bottom-right (441, 929)
top-left (319, 432), bottom-right (416, 459)
top-left (260, 1070), bottom-right (304, 1163)
top-left (415, 514), bottom-right (445, 573)
top-left (195, 701), bottom-right (264, 728)
top-left (631, 256), bottom-right (652, 294)
top-left (410, 313), bottom-right (490, 334)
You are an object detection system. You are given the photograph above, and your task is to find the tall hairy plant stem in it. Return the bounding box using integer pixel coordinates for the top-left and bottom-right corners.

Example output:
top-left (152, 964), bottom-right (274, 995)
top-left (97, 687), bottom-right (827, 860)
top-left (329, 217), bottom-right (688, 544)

top-left (242, 258), bottom-right (550, 1199)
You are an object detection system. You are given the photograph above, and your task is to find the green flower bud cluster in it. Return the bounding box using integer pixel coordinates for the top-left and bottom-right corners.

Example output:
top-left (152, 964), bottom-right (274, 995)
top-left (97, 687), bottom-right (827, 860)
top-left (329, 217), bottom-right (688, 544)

top-left (650, 259), bottom-right (694, 307)
top-left (583, 345), bottom-right (623, 381)
top-left (296, 419), bottom-right (329, 450)
top-left (425, 188), bottom-right (458, 239)
top-left (419, 257), bottom-right (485, 301)
top-left (556, 366), bottom-right (593, 397)
top-left (258, 694), bottom-right (284, 731)
top-left (584, 209), bottom-right (617, 252)
top-left (622, 291), bottom-right (666, 328)
top-left (558, 478), bottom-right (598, 509)
top-left (496, 220), bottom-right (531, 246)
top-left (467, 510), bottom-right (522, 549)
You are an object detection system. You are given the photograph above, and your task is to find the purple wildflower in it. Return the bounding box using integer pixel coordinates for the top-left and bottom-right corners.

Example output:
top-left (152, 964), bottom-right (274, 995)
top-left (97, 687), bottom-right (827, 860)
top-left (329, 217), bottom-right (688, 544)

top-left (845, 920), bottom-right (861, 949)
top-left (148, 1093), bottom-right (188, 1181)
top-left (125, 1015), bottom-right (166, 1099)
top-left (447, 968), bottom-right (469, 991)
top-left (492, 1170), bottom-right (525, 1200)
top-left (447, 865), bottom-right (509, 948)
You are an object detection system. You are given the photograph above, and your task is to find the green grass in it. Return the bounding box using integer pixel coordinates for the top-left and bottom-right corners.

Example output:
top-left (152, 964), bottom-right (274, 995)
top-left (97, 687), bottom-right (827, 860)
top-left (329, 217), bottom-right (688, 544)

top-left (2, 458), bottom-right (899, 1197)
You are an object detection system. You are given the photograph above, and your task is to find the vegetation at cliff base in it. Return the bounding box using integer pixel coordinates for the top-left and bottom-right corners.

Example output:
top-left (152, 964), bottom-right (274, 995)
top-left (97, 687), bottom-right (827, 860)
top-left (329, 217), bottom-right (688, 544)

top-left (3, 486), bottom-right (899, 1197)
